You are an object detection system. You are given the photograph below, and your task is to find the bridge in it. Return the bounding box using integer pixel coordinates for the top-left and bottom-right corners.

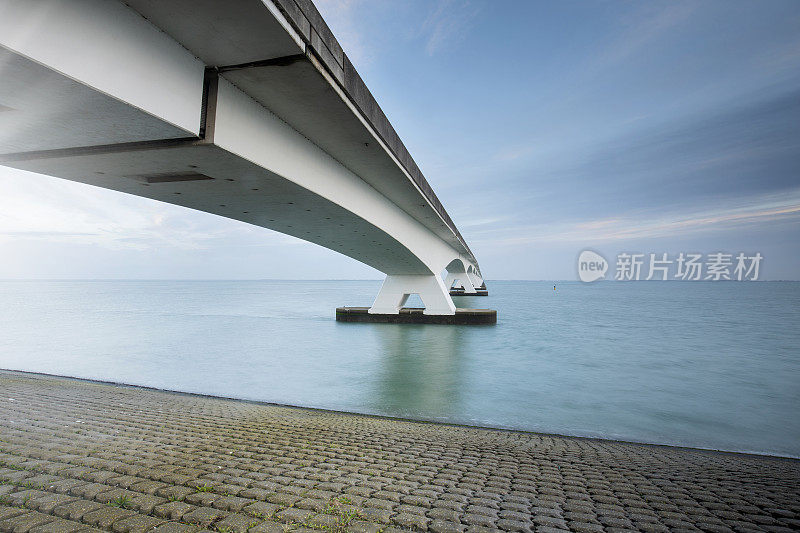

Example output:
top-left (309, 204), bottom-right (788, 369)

top-left (0, 0), bottom-right (491, 322)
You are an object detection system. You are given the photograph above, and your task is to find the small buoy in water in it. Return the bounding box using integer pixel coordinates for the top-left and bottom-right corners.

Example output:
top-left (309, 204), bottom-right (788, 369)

top-left (553, 285), bottom-right (556, 291)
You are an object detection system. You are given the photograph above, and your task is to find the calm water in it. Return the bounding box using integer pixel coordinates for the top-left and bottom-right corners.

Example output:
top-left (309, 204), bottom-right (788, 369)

top-left (0, 280), bottom-right (798, 457)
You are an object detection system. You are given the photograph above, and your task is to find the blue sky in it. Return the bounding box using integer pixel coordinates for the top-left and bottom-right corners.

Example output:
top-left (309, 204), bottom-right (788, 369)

top-left (0, 0), bottom-right (798, 279)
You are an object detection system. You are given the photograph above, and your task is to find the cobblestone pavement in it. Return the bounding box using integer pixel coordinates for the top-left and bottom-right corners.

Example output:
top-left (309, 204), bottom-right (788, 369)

top-left (0, 371), bottom-right (798, 533)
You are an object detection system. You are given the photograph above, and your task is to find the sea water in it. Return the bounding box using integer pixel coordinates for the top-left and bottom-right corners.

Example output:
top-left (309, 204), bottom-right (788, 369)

top-left (0, 280), bottom-right (797, 457)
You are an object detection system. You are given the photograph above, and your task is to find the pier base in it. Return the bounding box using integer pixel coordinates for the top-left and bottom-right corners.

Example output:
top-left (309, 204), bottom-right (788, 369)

top-left (337, 307), bottom-right (496, 324)
top-left (450, 288), bottom-right (489, 296)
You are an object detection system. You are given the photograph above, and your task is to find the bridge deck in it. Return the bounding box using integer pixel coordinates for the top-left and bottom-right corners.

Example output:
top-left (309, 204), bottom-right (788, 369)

top-left (0, 0), bottom-right (486, 313)
top-left (121, 0), bottom-right (476, 265)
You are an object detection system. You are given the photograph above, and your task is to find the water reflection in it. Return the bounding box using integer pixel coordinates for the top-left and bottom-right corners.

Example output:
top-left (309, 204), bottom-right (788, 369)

top-left (373, 324), bottom-right (465, 420)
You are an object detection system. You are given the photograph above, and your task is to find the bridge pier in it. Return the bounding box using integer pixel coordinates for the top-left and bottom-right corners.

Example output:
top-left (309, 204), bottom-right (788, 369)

top-left (338, 272), bottom-right (495, 324)
top-left (448, 266), bottom-right (488, 296)
top-left (444, 262), bottom-right (478, 295)
top-left (368, 275), bottom-right (456, 315)
top-left (468, 268), bottom-right (484, 289)
top-left (451, 267), bottom-right (487, 295)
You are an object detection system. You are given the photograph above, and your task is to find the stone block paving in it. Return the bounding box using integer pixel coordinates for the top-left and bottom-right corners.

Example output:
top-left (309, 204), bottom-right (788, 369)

top-left (0, 371), bottom-right (798, 533)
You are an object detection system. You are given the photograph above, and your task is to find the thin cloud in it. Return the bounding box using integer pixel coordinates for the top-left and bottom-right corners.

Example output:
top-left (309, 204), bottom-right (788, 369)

top-left (587, 1), bottom-right (696, 74)
top-left (0, 167), bottom-right (289, 251)
top-left (472, 190), bottom-right (800, 246)
top-left (459, 216), bottom-right (508, 228)
top-left (422, 0), bottom-right (481, 56)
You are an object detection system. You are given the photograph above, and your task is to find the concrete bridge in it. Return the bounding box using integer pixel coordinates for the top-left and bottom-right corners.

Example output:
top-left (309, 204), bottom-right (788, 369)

top-left (0, 0), bottom-right (489, 320)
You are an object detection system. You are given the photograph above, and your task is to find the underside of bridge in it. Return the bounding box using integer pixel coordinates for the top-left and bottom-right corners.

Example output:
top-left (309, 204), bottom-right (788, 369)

top-left (0, 0), bottom-right (491, 320)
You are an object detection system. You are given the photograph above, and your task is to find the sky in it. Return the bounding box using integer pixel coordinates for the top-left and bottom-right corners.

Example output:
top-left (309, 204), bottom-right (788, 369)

top-left (0, 0), bottom-right (798, 280)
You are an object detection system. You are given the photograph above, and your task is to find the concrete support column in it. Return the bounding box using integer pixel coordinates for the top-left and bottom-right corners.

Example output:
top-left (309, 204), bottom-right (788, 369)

top-left (444, 265), bottom-right (477, 294)
top-left (369, 275), bottom-right (456, 315)
top-left (467, 269), bottom-right (484, 289)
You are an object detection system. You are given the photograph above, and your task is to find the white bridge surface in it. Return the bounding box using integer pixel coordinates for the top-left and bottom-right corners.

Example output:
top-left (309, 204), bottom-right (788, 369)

top-left (0, 0), bottom-right (485, 315)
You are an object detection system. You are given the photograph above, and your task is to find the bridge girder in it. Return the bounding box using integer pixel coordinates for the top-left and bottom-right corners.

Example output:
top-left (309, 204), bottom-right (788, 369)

top-left (0, 0), bottom-right (483, 315)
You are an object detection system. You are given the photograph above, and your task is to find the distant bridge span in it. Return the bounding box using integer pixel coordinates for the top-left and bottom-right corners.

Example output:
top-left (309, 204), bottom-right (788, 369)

top-left (0, 0), bottom-right (485, 315)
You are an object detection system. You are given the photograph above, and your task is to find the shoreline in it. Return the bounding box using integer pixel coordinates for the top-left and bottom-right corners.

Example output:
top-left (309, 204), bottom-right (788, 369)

top-left (2, 368), bottom-right (796, 462)
top-left (1, 369), bottom-right (798, 533)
